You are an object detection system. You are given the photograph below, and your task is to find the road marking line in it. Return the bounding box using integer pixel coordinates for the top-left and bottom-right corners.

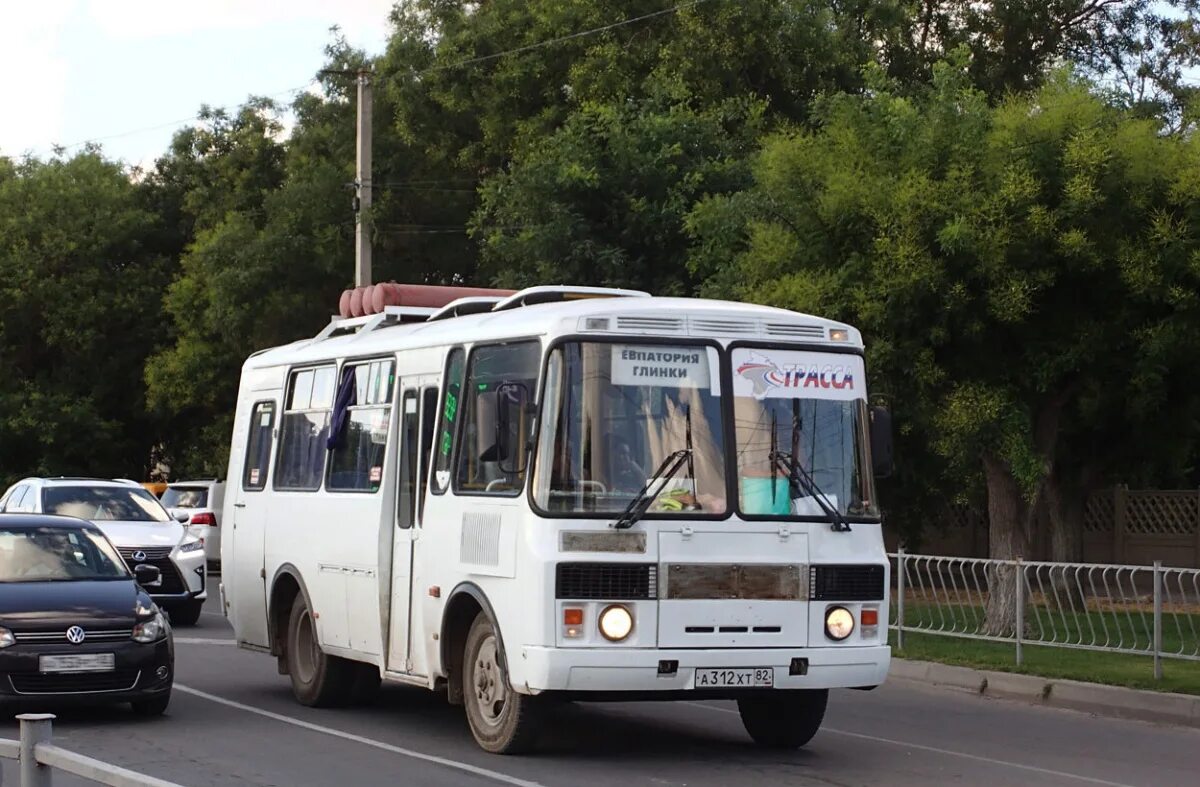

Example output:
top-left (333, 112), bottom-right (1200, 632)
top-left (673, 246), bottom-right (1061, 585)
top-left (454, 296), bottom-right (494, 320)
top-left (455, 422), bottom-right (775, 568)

top-left (683, 702), bottom-right (1134, 787)
top-left (175, 685), bottom-right (545, 787)
top-left (174, 638), bottom-right (236, 645)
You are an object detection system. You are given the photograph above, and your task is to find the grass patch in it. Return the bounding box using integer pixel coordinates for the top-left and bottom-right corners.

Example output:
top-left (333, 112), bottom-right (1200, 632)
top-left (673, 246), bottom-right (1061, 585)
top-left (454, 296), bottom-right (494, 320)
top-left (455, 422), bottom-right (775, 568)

top-left (898, 599), bottom-right (1200, 655)
top-left (891, 630), bottom-right (1200, 695)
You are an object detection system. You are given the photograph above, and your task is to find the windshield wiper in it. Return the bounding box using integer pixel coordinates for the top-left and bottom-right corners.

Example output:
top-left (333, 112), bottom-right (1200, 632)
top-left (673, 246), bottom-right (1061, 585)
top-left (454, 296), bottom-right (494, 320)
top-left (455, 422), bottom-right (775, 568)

top-left (769, 405), bottom-right (852, 533)
top-left (612, 448), bottom-right (693, 530)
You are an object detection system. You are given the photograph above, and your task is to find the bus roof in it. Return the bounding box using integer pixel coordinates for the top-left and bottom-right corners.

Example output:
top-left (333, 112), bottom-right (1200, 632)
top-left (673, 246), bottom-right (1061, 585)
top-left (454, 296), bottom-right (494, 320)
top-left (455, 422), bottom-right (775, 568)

top-left (244, 290), bottom-right (862, 371)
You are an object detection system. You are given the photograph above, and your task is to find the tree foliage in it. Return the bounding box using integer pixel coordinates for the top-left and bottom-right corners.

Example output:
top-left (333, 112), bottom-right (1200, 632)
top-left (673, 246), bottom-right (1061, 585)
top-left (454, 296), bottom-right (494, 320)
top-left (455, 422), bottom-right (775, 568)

top-left (687, 59), bottom-right (1200, 562)
top-left (2, 0), bottom-right (1198, 564)
top-left (0, 154), bottom-right (171, 478)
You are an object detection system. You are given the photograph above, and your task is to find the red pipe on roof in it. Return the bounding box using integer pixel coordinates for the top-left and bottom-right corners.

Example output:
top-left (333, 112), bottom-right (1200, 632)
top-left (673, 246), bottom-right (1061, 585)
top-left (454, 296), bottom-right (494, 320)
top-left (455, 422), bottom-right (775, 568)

top-left (338, 282), bottom-right (516, 317)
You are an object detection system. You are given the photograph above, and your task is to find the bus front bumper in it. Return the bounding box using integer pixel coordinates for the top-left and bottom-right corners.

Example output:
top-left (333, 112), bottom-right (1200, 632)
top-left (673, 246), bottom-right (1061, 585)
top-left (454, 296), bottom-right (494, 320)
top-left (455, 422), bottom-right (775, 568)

top-left (517, 645), bottom-right (890, 695)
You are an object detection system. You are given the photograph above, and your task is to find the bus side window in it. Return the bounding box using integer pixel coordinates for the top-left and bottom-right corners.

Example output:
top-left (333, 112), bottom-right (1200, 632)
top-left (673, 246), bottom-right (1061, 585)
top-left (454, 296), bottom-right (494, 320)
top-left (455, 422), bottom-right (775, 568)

top-left (454, 341), bottom-right (540, 495)
top-left (275, 365), bottom-right (335, 491)
top-left (397, 391), bottom-right (418, 528)
top-left (328, 359), bottom-right (394, 493)
top-left (419, 386), bottom-right (438, 521)
top-left (431, 348), bottom-right (465, 494)
top-left (243, 401), bottom-right (276, 491)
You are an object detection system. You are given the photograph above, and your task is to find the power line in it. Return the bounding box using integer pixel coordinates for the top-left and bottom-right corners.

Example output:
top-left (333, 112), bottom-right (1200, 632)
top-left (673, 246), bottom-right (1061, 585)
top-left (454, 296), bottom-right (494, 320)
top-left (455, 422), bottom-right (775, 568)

top-left (27, 0), bottom-right (714, 160)
top-left (30, 80), bottom-right (318, 159)
top-left (413, 0), bottom-right (716, 75)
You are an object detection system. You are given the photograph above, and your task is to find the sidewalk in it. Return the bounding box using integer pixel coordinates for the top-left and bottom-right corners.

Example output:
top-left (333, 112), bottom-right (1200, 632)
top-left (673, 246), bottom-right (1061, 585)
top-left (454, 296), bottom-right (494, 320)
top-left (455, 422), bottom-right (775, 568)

top-left (890, 658), bottom-right (1200, 728)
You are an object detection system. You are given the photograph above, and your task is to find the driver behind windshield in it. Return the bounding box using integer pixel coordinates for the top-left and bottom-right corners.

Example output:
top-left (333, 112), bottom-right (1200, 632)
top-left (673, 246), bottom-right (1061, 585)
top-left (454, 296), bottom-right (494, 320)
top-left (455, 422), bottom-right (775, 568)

top-left (12, 533), bottom-right (88, 580)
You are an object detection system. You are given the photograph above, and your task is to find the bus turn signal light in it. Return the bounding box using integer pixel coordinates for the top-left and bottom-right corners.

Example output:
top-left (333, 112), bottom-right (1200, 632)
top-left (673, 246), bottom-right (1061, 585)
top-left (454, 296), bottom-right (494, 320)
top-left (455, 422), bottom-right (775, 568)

top-left (563, 608), bottom-right (584, 626)
top-left (860, 609), bottom-right (878, 626)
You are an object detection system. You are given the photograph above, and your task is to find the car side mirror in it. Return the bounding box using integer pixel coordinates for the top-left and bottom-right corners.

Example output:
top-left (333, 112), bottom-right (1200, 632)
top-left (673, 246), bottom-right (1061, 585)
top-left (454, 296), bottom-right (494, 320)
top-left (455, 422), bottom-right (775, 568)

top-left (171, 510), bottom-right (189, 524)
top-left (495, 381), bottom-right (532, 476)
top-left (869, 404), bottom-right (894, 479)
top-left (134, 564), bottom-right (162, 588)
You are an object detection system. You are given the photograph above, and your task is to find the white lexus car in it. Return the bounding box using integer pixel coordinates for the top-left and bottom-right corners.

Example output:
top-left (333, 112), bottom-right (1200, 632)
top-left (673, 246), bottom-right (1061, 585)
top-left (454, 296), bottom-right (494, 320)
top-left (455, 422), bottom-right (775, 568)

top-left (0, 477), bottom-right (207, 625)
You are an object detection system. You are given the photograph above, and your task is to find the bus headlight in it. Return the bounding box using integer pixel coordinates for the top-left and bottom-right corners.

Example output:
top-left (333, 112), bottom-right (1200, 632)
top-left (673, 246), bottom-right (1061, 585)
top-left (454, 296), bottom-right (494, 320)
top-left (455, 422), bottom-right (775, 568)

top-left (825, 607), bottom-right (855, 641)
top-left (598, 605), bottom-right (634, 642)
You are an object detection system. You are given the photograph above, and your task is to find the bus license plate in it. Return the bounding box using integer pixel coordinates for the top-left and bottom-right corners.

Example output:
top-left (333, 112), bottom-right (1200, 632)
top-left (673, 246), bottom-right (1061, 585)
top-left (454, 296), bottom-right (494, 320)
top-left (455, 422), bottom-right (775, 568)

top-left (39, 654), bottom-right (115, 673)
top-left (695, 668), bottom-right (774, 688)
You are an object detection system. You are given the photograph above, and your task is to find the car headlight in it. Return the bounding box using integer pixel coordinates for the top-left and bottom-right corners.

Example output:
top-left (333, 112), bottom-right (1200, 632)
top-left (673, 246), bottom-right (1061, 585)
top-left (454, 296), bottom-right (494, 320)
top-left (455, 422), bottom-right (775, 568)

top-left (598, 605), bottom-right (634, 642)
top-left (825, 606), bottom-right (855, 641)
top-left (132, 611), bottom-right (167, 643)
top-left (0, 626), bottom-right (14, 649)
top-left (179, 538), bottom-right (204, 554)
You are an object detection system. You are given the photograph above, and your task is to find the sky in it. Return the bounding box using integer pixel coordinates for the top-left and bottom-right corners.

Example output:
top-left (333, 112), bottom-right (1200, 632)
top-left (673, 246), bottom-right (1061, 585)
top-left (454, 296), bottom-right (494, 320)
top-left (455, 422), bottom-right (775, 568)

top-left (0, 1), bottom-right (397, 167)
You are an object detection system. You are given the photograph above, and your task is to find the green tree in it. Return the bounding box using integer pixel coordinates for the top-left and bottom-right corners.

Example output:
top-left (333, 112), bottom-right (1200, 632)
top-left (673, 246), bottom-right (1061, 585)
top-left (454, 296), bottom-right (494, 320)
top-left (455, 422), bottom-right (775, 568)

top-left (688, 60), bottom-right (1200, 630)
top-left (0, 152), bottom-right (171, 481)
top-left (142, 103), bottom-right (300, 472)
top-left (472, 93), bottom-right (763, 293)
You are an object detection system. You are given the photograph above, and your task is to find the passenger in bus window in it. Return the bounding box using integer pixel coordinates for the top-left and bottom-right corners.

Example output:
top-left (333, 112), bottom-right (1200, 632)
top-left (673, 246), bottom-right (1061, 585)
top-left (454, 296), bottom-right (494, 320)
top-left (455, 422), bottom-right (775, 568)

top-left (610, 438), bottom-right (646, 493)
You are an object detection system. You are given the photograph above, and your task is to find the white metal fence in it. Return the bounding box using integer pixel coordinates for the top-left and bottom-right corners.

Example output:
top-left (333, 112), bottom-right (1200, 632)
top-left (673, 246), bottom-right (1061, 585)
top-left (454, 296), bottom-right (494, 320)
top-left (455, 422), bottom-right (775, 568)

top-left (0, 714), bottom-right (183, 787)
top-left (890, 550), bottom-right (1200, 679)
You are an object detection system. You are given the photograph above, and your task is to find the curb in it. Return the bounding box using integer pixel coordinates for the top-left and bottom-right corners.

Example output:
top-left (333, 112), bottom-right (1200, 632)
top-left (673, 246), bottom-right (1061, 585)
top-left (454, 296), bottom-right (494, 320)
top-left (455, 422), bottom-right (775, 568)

top-left (889, 658), bottom-right (1200, 729)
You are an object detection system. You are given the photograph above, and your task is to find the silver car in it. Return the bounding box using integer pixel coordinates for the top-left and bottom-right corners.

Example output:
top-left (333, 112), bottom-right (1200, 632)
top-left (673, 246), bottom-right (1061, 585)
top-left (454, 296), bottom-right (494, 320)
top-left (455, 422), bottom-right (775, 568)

top-left (0, 478), bottom-right (207, 626)
top-left (161, 480), bottom-right (225, 570)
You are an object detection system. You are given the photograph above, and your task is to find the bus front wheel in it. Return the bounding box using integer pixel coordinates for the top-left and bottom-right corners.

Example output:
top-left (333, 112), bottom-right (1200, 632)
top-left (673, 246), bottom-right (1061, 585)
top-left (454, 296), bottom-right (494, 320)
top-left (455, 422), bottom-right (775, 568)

top-left (737, 689), bottom-right (828, 748)
top-left (462, 612), bottom-right (543, 754)
top-left (286, 595), bottom-right (353, 707)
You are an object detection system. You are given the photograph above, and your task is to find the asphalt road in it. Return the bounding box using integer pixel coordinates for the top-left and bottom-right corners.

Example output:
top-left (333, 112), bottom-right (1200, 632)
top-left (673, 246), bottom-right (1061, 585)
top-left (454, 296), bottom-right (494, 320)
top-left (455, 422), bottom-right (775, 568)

top-left (4, 588), bottom-right (1199, 787)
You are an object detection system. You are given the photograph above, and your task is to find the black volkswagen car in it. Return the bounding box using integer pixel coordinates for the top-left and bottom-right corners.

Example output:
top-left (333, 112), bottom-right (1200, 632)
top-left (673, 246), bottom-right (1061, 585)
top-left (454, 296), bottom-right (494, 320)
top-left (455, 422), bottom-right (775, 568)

top-left (0, 514), bottom-right (173, 715)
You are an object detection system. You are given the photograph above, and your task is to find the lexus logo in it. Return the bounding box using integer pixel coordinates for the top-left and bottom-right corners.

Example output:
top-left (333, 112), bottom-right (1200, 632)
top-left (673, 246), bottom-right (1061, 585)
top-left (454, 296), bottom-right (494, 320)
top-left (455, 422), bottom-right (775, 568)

top-left (66, 626), bottom-right (86, 644)
top-left (132, 551), bottom-right (147, 562)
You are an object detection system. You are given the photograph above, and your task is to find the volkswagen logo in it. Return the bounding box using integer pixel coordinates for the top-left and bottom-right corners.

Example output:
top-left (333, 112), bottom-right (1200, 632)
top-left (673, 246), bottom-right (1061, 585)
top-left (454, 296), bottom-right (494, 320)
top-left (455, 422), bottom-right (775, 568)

top-left (66, 626), bottom-right (86, 645)
top-left (132, 550), bottom-right (147, 562)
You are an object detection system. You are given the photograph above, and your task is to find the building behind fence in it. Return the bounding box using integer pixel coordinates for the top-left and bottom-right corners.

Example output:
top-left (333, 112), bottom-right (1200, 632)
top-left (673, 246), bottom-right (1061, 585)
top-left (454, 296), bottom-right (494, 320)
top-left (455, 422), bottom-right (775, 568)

top-left (891, 487), bottom-right (1200, 569)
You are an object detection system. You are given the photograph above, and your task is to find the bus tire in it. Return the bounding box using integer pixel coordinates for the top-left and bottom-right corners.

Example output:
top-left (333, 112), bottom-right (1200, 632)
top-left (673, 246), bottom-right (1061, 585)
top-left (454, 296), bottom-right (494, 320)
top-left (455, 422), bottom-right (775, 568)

top-left (462, 612), bottom-right (543, 754)
top-left (737, 689), bottom-right (828, 748)
top-left (286, 595), bottom-right (353, 707)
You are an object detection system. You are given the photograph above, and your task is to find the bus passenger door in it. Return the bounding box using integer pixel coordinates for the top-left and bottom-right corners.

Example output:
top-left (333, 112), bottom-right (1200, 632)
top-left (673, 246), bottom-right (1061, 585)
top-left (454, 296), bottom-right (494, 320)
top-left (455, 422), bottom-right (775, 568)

top-left (228, 397), bottom-right (279, 648)
top-left (387, 382), bottom-right (435, 672)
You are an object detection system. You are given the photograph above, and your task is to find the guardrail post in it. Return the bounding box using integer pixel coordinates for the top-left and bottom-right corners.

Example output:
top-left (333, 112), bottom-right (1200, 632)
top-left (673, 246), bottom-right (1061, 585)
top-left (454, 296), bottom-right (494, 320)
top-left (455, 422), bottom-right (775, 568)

top-left (17, 714), bottom-right (53, 787)
top-left (1015, 557), bottom-right (1024, 667)
top-left (896, 548), bottom-right (906, 651)
top-left (1153, 560), bottom-right (1163, 681)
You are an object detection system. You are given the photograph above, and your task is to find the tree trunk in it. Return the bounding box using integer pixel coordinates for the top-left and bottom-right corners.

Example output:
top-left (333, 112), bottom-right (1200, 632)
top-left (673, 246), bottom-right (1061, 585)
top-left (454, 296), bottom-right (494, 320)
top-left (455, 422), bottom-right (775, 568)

top-left (1044, 464), bottom-right (1098, 612)
top-left (982, 454), bottom-right (1034, 637)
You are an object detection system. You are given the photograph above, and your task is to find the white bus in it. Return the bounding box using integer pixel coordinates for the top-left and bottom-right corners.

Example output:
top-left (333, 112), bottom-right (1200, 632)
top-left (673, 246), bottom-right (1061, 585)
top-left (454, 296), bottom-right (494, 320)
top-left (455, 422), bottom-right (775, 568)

top-left (220, 285), bottom-right (893, 753)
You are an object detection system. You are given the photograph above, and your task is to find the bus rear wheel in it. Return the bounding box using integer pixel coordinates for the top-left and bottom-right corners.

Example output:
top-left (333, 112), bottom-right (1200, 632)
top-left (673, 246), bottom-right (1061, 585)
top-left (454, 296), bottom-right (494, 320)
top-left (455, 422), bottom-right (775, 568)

top-left (286, 595), bottom-right (353, 707)
top-left (737, 689), bottom-right (828, 749)
top-left (462, 612), bottom-right (543, 754)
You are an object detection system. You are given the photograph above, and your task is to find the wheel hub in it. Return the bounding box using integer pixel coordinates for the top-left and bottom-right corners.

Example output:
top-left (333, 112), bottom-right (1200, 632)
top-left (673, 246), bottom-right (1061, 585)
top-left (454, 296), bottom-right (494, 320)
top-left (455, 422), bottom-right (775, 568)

top-left (473, 635), bottom-right (507, 726)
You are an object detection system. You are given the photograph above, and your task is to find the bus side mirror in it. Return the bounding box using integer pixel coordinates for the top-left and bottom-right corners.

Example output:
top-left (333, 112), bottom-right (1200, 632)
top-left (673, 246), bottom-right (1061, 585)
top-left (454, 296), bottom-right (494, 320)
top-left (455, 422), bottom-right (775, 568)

top-left (870, 405), bottom-right (893, 479)
top-left (496, 381), bottom-right (531, 476)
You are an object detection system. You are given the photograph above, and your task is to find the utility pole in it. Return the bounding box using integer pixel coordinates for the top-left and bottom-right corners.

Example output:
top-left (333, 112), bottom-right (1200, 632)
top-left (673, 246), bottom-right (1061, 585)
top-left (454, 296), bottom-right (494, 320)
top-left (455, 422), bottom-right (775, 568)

top-left (355, 67), bottom-right (373, 287)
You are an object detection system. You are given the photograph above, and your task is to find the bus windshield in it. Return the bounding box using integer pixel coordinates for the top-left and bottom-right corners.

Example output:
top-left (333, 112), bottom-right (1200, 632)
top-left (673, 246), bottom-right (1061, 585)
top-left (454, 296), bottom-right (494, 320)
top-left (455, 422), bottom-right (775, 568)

top-left (731, 347), bottom-right (879, 518)
top-left (533, 342), bottom-right (728, 515)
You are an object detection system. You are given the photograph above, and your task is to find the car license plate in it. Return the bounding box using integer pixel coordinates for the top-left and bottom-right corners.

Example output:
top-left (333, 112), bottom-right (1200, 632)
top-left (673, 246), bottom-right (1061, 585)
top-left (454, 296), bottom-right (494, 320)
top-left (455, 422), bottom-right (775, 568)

top-left (695, 667), bottom-right (774, 688)
top-left (39, 654), bottom-right (115, 673)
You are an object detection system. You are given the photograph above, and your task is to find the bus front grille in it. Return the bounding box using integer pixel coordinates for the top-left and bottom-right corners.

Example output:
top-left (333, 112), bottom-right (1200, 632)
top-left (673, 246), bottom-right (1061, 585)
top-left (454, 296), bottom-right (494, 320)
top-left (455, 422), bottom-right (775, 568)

top-left (555, 563), bottom-right (657, 600)
top-left (810, 564), bottom-right (885, 601)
